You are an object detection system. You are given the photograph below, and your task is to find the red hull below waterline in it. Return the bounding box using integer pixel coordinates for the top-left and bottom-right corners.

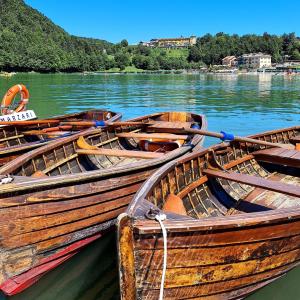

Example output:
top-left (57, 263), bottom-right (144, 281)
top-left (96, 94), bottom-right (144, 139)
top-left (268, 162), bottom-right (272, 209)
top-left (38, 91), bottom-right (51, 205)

top-left (0, 234), bottom-right (101, 295)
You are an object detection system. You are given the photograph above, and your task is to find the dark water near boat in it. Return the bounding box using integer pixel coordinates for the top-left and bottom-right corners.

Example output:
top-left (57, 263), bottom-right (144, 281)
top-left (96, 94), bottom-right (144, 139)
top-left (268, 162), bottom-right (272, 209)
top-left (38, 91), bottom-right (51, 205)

top-left (0, 73), bottom-right (299, 299)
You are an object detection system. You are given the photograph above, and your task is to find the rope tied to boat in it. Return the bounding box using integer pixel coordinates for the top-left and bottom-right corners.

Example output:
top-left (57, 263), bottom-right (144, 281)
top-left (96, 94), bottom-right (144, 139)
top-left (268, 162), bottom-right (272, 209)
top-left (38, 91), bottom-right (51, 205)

top-left (0, 174), bottom-right (13, 184)
top-left (220, 131), bottom-right (235, 141)
top-left (155, 213), bottom-right (167, 300)
top-left (145, 208), bottom-right (168, 299)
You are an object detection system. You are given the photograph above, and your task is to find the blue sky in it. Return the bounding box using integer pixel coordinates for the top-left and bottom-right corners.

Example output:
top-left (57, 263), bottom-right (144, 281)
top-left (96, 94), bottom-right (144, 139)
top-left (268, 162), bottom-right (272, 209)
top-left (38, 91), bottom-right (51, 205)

top-left (25, 0), bottom-right (299, 44)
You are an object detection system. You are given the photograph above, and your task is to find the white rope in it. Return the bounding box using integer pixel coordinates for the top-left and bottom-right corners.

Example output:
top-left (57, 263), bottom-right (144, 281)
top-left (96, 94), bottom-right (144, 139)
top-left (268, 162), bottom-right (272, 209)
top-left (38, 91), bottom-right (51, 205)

top-left (155, 213), bottom-right (167, 300)
top-left (0, 175), bottom-right (13, 185)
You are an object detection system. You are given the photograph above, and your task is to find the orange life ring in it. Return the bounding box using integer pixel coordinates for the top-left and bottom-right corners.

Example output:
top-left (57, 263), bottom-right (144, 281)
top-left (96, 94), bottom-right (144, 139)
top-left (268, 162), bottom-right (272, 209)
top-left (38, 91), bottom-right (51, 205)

top-left (1, 84), bottom-right (29, 115)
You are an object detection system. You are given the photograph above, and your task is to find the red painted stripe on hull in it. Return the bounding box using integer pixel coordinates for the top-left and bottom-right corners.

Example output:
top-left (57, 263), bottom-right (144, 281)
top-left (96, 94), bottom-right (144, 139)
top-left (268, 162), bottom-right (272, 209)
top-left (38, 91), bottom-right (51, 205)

top-left (0, 233), bottom-right (102, 295)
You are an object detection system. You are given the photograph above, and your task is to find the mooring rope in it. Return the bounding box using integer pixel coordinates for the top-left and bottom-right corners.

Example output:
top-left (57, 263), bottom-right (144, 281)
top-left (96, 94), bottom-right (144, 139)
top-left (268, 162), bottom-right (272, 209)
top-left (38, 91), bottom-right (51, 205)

top-left (155, 213), bottom-right (167, 300)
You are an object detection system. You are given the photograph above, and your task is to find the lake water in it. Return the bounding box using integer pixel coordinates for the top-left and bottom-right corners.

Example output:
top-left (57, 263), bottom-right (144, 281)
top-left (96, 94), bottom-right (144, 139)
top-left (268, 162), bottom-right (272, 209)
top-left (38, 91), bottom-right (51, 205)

top-left (0, 73), bottom-right (299, 299)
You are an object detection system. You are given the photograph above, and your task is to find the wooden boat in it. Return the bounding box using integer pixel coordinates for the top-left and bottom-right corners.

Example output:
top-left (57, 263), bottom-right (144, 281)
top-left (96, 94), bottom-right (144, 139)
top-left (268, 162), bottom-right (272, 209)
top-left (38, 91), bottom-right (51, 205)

top-left (0, 109), bottom-right (121, 166)
top-left (118, 125), bottom-right (300, 300)
top-left (0, 111), bottom-right (206, 295)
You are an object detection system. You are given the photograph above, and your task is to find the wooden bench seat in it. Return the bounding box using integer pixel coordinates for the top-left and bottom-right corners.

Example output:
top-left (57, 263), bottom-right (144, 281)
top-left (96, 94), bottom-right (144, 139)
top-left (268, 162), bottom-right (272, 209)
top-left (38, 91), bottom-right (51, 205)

top-left (76, 148), bottom-right (164, 159)
top-left (252, 148), bottom-right (300, 168)
top-left (149, 121), bottom-right (193, 128)
top-left (116, 132), bottom-right (188, 140)
top-left (148, 121), bottom-right (194, 133)
top-left (203, 168), bottom-right (300, 198)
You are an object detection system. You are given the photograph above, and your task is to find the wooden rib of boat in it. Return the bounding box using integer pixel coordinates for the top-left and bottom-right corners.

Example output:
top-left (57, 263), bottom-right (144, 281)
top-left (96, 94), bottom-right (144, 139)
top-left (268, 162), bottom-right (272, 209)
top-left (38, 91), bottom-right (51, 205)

top-left (0, 109), bottom-right (121, 166)
top-left (118, 125), bottom-right (300, 300)
top-left (0, 111), bottom-right (206, 295)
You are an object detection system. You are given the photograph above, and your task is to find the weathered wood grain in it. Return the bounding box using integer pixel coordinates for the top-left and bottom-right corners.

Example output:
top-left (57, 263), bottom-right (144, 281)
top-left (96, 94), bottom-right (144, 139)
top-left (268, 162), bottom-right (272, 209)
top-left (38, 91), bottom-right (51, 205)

top-left (0, 111), bottom-right (206, 296)
top-left (118, 125), bottom-right (300, 300)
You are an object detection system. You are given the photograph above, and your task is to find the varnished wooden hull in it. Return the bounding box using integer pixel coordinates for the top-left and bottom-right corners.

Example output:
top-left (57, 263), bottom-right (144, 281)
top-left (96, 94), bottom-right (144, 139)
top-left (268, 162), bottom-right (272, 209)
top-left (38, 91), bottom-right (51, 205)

top-left (0, 111), bottom-right (206, 295)
top-left (118, 126), bottom-right (300, 299)
top-left (0, 109), bottom-right (121, 166)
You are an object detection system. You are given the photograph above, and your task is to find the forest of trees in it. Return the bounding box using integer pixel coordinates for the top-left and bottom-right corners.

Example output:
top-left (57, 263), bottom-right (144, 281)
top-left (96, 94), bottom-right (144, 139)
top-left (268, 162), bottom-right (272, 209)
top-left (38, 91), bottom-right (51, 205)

top-left (188, 32), bottom-right (300, 65)
top-left (0, 0), bottom-right (300, 72)
top-left (0, 0), bottom-right (114, 72)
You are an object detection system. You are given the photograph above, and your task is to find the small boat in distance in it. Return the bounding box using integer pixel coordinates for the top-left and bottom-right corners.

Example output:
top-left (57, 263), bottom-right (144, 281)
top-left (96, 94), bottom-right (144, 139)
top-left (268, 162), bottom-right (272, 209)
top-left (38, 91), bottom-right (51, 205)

top-left (0, 109), bottom-right (121, 166)
top-left (118, 126), bottom-right (300, 300)
top-left (0, 111), bottom-right (207, 295)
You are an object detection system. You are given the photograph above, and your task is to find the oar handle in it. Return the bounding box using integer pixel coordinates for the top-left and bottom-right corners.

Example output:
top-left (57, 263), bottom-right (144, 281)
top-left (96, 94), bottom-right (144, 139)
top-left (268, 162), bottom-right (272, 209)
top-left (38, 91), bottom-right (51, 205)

top-left (183, 128), bottom-right (295, 150)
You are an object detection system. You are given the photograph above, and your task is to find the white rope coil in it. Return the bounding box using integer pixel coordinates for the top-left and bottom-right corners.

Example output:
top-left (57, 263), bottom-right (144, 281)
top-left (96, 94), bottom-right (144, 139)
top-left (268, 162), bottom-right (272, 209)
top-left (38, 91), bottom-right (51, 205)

top-left (155, 213), bottom-right (167, 300)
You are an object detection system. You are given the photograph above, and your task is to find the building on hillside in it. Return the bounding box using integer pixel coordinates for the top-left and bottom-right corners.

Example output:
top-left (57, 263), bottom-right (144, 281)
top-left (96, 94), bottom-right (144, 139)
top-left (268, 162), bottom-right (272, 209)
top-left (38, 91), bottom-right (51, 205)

top-left (221, 56), bottom-right (237, 67)
top-left (140, 41), bottom-right (150, 47)
top-left (238, 53), bottom-right (272, 68)
top-left (139, 36), bottom-right (197, 48)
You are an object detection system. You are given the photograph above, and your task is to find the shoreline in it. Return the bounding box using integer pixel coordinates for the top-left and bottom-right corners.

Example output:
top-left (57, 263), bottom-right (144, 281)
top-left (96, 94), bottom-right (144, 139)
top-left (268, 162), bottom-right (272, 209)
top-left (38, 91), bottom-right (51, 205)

top-left (1, 70), bottom-right (299, 76)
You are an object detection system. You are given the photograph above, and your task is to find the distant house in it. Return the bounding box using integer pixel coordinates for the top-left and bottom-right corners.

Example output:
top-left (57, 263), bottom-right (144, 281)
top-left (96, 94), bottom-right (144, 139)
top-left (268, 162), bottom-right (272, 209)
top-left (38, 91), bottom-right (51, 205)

top-left (140, 36), bottom-right (197, 48)
top-left (222, 56), bottom-right (237, 67)
top-left (139, 41), bottom-right (150, 47)
top-left (239, 53), bottom-right (272, 68)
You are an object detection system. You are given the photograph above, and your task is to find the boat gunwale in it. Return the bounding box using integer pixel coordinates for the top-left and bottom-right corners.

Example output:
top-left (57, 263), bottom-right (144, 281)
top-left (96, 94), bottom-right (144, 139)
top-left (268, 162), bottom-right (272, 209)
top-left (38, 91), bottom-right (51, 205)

top-left (132, 207), bottom-right (300, 234)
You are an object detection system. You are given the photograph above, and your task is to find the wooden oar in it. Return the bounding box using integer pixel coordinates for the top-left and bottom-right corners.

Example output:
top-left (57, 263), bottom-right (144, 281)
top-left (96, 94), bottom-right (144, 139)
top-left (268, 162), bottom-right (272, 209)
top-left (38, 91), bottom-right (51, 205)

top-left (76, 148), bottom-right (163, 159)
top-left (23, 125), bottom-right (73, 136)
top-left (0, 120), bottom-right (59, 126)
top-left (180, 128), bottom-right (295, 150)
top-left (59, 121), bottom-right (154, 127)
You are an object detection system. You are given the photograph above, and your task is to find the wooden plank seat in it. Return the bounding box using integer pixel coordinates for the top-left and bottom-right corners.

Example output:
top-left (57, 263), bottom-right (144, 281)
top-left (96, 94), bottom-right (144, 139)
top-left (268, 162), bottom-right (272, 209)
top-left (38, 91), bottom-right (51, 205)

top-left (203, 169), bottom-right (300, 198)
top-left (148, 121), bottom-right (195, 134)
top-left (252, 148), bottom-right (300, 168)
top-left (115, 132), bottom-right (188, 140)
top-left (76, 148), bottom-right (164, 159)
top-left (149, 121), bottom-right (193, 129)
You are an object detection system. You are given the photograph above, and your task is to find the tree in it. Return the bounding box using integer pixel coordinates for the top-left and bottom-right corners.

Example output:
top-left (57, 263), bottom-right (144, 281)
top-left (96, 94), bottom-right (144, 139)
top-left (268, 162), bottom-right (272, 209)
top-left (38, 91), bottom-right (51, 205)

top-left (132, 55), bottom-right (159, 70)
top-left (188, 46), bottom-right (202, 62)
top-left (114, 52), bottom-right (130, 70)
top-left (120, 39), bottom-right (129, 47)
top-left (291, 49), bottom-right (300, 60)
top-left (136, 44), bottom-right (151, 56)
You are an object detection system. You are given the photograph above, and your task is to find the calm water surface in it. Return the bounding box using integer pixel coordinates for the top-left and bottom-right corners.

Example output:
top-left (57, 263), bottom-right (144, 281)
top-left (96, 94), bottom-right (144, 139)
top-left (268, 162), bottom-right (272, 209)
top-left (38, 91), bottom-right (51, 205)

top-left (0, 73), bottom-right (299, 299)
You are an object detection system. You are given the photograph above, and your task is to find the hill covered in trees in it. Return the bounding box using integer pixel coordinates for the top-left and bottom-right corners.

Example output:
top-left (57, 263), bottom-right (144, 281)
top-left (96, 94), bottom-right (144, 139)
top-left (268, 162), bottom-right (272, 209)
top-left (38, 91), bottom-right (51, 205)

top-left (188, 32), bottom-right (300, 66)
top-left (0, 0), bottom-right (114, 72)
top-left (0, 0), bottom-right (300, 72)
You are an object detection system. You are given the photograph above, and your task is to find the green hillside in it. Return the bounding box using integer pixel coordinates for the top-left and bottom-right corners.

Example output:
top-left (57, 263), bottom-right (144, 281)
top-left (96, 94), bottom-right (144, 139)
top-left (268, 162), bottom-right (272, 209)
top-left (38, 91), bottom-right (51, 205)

top-left (0, 0), bottom-right (113, 72)
top-left (0, 0), bottom-right (299, 72)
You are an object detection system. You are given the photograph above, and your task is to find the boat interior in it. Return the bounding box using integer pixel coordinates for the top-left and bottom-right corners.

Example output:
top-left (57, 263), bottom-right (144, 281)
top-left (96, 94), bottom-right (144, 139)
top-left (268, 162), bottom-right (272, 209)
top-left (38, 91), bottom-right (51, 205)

top-left (0, 112), bottom-right (204, 178)
top-left (141, 128), bottom-right (300, 219)
top-left (0, 109), bottom-right (118, 149)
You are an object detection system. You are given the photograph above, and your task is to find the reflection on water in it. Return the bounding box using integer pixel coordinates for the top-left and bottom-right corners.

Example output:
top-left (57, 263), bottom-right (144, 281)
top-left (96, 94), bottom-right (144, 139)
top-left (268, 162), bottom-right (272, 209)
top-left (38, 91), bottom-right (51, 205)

top-left (0, 73), bottom-right (299, 147)
top-left (0, 73), bottom-right (299, 299)
top-left (0, 233), bottom-right (119, 300)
